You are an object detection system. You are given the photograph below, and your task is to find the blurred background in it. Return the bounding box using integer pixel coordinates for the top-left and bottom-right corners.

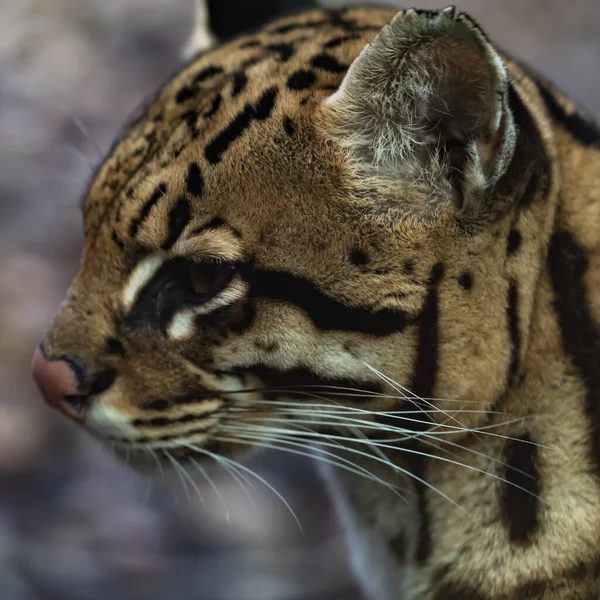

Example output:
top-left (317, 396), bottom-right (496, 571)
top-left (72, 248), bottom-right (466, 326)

top-left (1, 1), bottom-right (598, 599)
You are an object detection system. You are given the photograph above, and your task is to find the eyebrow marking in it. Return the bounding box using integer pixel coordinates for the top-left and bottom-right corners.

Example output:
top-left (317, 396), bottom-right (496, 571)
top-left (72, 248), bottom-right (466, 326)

top-left (122, 252), bottom-right (165, 310)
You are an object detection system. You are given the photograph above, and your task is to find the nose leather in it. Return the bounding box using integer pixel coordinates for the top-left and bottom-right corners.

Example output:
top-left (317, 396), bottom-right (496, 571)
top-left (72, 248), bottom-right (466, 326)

top-left (32, 348), bottom-right (85, 422)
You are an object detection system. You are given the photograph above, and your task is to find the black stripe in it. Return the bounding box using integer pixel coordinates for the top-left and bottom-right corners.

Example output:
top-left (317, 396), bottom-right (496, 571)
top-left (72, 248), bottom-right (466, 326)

top-left (507, 279), bottom-right (521, 387)
top-left (205, 87), bottom-right (278, 164)
top-left (501, 434), bottom-right (540, 544)
top-left (411, 263), bottom-right (443, 398)
top-left (193, 65), bottom-right (224, 84)
top-left (407, 263), bottom-right (444, 565)
top-left (161, 196), bottom-right (191, 250)
top-left (534, 81), bottom-right (600, 148)
top-left (548, 229), bottom-right (600, 475)
top-left (133, 408), bottom-right (220, 428)
top-left (243, 365), bottom-right (383, 400)
top-left (231, 71), bottom-right (248, 97)
top-left (250, 269), bottom-right (409, 335)
top-left (190, 216), bottom-right (226, 236)
top-left (129, 183), bottom-right (167, 238)
top-left (186, 163), bottom-right (205, 196)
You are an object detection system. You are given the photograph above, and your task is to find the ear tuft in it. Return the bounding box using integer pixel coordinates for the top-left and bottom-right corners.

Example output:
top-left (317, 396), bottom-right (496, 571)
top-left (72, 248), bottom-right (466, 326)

top-left (324, 7), bottom-right (516, 209)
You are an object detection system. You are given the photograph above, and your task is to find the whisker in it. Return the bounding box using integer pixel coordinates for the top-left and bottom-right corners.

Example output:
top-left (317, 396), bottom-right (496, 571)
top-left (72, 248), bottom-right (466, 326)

top-left (218, 426), bottom-right (464, 511)
top-left (221, 424), bottom-right (546, 504)
top-left (212, 433), bottom-right (407, 501)
top-left (183, 443), bottom-right (304, 535)
top-left (163, 450), bottom-right (195, 505)
top-left (187, 455), bottom-right (230, 526)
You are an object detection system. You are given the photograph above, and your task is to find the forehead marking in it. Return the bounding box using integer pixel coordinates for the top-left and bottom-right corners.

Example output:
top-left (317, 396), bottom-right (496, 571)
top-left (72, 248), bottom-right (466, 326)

top-left (204, 87), bottom-right (278, 164)
top-left (123, 252), bottom-right (165, 310)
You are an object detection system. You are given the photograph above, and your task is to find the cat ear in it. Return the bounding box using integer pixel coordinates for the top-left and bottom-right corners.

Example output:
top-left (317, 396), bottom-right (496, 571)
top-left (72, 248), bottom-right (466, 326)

top-left (324, 7), bottom-right (516, 209)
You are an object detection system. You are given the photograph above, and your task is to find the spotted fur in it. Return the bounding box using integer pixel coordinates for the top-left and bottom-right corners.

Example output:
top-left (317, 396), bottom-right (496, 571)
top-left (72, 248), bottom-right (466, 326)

top-left (36, 5), bottom-right (600, 599)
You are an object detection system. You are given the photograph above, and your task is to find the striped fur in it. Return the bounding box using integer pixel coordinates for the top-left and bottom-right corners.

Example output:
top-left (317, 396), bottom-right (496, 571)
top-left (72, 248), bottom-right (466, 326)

top-left (36, 6), bottom-right (600, 599)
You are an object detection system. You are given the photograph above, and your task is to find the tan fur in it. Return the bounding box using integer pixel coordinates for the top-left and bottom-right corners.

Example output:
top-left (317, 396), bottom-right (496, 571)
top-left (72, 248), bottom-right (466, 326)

top-left (37, 7), bottom-right (600, 599)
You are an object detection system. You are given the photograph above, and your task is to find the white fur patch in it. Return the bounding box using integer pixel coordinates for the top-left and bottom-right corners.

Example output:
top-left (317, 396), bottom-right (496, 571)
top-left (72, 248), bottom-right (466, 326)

top-left (168, 311), bottom-right (196, 340)
top-left (122, 252), bottom-right (165, 310)
top-left (87, 404), bottom-right (140, 439)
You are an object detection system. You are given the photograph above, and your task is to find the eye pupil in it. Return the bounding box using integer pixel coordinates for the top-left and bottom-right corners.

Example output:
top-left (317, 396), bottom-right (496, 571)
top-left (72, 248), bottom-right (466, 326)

top-left (189, 261), bottom-right (234, 298)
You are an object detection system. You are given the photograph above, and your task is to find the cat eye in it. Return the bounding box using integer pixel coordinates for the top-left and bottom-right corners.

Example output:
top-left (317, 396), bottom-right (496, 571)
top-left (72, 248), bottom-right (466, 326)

top-left (188, 260), bottom-right (236, 300)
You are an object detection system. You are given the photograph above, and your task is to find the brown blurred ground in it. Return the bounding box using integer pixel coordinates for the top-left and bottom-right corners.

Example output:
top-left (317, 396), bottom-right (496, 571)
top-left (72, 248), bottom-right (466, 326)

top-left (0, 1), bottom-right (598, 599)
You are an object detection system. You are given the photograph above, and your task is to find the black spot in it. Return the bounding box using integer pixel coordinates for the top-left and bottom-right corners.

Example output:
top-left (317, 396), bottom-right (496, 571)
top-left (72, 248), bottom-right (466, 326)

top-left (231, 71), bottom-right (248, 97)
top-left (548, 229), bottom-right (600, 475)
top-left (287, 70), bottom-right (316, 91)
top-left (205, 87), bottom-right (278, 164)
top-left (161, 196), bottom-right (191, 250)
top-left (324, 34), bottom-right (360, 49)
top-left (506, 279), bottom-right (521, 387)
top-left (129, 183), bottom-right (167, 238)
top-left (535, 81), bottom-right (600, 147)
top-left (142, 399), bottom-right (171, 411)
top-left (175, 85), bottom-right (198, 104)
top-left (431, 582), bottom-right (486, 600)
top-left (186, 163), bottom-right (204, 196)
top-left (502, 434), bottom-right (540, 544)
top-left (104, 337), bottom-right (125, 357)
top-left (193, 65), bottom-right (224, 84)
top-left (204, 94), bottom-right (222, 119)
top-left (507, 229), bottom-right (522, 255)
top-left (311, 53), bottom-right (348, 73)
top-left (265, 43), bottom-right (294, 62)
top-left (349, 248), bottom-right (368, 267)
top-left (458, 272), bottom-right (473, 290)
top-left (251, 270), bottom-right (410, 336)
top-left (283, 117), bottom-right (296, 137)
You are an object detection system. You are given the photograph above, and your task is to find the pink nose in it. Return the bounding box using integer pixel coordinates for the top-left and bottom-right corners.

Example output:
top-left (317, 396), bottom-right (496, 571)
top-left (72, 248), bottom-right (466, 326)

top-left (32, 348), bottom-right (85, 422)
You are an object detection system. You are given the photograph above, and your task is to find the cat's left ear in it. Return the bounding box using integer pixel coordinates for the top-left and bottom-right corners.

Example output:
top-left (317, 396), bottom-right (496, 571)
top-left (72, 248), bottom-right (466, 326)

top-left (324, 7), bottom-right (517, 208)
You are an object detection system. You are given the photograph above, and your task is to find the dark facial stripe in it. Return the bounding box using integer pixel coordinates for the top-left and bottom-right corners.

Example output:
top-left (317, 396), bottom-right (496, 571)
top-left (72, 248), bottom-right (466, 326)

top-left (410, 263), bottom-right (443, 399)
top-left (407, 263), bottom-right (444, 565)
top-left (129, 183), bottom-right (167, 238)
top-left (243, 365), bottom-right (383, 400)
top-left (161, 196), bottom-right (191, 250)
top-left (204, 93), bottom-right (222, 119)
top-left (501, 434), bottom-right (540, 544)
top-left (506, 279), bottom-right (521, 387)
top-left (535, 80), bottom-right (600, 147)
top-left (251, 270), bottom-right (409, 335)
top-left (205, 87), bottom-right (278, 164)
top-left (548, 229), bottom-right (600, 475)
top-left (507, 229), bottom-right (522, 255)
top-left (186, 163), bottom-right (205, 197)
top-left (133, 407), bottom-right (220, 428)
